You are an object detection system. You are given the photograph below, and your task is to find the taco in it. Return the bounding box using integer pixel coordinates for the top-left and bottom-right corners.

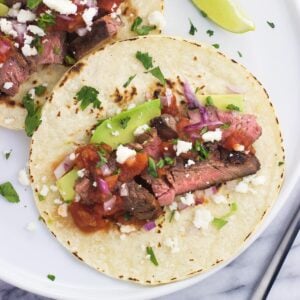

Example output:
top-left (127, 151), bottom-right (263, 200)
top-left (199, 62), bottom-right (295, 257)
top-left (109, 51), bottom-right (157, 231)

top-left (29, 36), bottom-right (285, 285)
top-left (0, 0), bottom-right (164, 130)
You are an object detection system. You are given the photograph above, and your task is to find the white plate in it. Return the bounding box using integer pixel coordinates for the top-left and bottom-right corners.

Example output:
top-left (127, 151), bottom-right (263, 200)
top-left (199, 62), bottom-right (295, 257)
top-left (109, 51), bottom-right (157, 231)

top-left (0, 0), bottom-right (300, 299)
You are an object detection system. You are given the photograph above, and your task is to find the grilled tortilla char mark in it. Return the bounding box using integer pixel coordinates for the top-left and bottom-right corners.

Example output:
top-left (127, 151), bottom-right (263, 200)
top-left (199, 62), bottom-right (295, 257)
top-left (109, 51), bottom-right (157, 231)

top-left (70, 15), bottom-right (121, 60)
top-left (123, 181), bottom-right (162, 220)
top-left (151, 114), bottom-right (179, 140)
top-left (0, 52), bottom-right (30, 96)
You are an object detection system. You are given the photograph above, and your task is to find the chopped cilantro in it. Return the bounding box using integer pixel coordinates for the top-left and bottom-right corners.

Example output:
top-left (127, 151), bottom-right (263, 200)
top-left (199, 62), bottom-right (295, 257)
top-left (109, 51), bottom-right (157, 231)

top-left (278, 161), bottom-right (284, 166)
top-left (156, 159), bottom-right (165, 169)
top-left (131, 17), bottom-right (156, 36)
top-left (23, 93), bottom-right (42, 137)
top-left (64, 55), bottom-right (76, 66)
top-left (76, 86), bottom-right (101, 110)
top-left (38, 194), bottom-right (45, 202)
top-left (237, 51), bottom-right (243, 58)
top-left (27, 0), bottom-right (42, 9)
top-left (149, 67), bottom-right (166, 85)
top-left (212, 218), bottom-right (228, 229)
top-left (220, 123), bottom-right (231, 129)
top-left (148, 157), bottom-right (158, 178)
top-left (37, 12), bottom-right (55, 30)
top-left (136, 51), bottom-right (153, 70)
top-left (146, 246), bottom-right (159, 266)
top-left (34, 85), bottom-right (47, 96)
top-left (119, 116), bottom-right (131, 129)
top-left (189, 19), bottom-right (198, 35)
top-left (47, 274), bottom-right (56, 281)
top-left (0, 182), bottom-right (20, 203)
top-left (194, 141), bottom-right (209, 160)
top-left (200, 10), bottom-right (207, 18)
top-left (212, 44), bottom-right (220, 49)
top-left (31, 36), bottom-right (43, 54)
top-left (164, 157), bottom-right (174, 165)
top-left (267, 21), bottom-right (275, 29)
top-left (226, 104), bottom-right (241, 111)
top-left (4, 150), bottom-right (12, 160)
top-left (169, 210), bottom-right (175, 222)
top-left (206, 29), bottom-right (214, 37)
top-left (53, 46), bottom-right (61, 55)
top-left (123, 74), bottom-right (136, 88)
top-left (205, 96), bottom-right (214, 106)
top-left (200, 127), bottom-right (208, 135)
top-left (212, 202), bottom-right (238, 230)
top-left (97, 149), bottom-right (108, 167)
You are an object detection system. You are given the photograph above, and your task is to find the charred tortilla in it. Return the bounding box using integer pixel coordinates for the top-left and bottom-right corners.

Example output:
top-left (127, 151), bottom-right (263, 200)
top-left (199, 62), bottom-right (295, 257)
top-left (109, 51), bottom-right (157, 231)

top-left (29, 36), bottom-right (285, 285)
top-left (0, 0), bottom-right (164, 130)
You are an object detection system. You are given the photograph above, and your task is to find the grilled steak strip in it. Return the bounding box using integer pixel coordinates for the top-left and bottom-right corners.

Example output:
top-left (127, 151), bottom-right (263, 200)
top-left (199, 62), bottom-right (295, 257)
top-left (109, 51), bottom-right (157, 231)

top-left (123, 181), bottom-right (162, 220)
top-left (151, 114), bottom-right (178, 140)
top-left (70, 15), bottom-right (121, 60)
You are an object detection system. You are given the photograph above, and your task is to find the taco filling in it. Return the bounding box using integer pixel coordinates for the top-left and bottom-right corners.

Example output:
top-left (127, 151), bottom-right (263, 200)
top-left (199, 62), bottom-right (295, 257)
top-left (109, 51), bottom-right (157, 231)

top-left (0, 0), bottom-right (143, 96)
top-left (55, 82), bottom-right (262, 233)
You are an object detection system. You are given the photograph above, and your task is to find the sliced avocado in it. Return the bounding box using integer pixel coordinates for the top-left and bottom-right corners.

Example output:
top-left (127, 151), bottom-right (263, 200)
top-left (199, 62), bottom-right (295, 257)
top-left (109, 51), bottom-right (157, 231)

top-left (197, 94), bottom-right (244, 112)
top-left (56, 169), bottom-right (78, 202)
top-left (91, 99), bottom-right (161, 149)
top-left (0, 3), bottom-right (8, 16)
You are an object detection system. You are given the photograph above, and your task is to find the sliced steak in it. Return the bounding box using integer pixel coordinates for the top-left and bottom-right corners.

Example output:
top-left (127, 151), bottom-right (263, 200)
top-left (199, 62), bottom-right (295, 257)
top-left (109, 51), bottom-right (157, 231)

top-left (123, 181), bottom-right (161, 220)
top-left (138, 129), bottom-right (162, 160)
top-left (151, 114), bottom-right (178, 140)
top-left (97, 0), bottom-right (124, 16)
top-left (70, 15), bottom-right (121, 60)
top-left (0, 52), bottom-right (30, 96)
top-left (75, 177), bottom-right (91, 204)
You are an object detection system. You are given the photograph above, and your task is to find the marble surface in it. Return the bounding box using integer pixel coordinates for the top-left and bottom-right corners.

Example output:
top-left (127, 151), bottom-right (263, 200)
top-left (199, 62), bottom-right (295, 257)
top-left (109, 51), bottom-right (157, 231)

top-left (0, 185), bottom-right (299, 300)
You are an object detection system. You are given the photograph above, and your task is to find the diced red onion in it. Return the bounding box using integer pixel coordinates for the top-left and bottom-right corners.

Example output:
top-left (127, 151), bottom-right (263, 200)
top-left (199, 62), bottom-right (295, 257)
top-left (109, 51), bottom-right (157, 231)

top-left (161, 88), bottom-right (173, 107)
top-left (98, 178), bottom-right (110, 195)
top-left (205, 186), bottom-right (217, 197)
top-left (100, 164), bottom-right (112, 176)
top-left (0, 39), bottom-right (11, 55)
top-left (188, 109), bottom-right (201, 124)
top-left (120, 183), bottom-right (129, 197)
top-left (104, 196), bottom-right (116, 212)
top-left (54, 155), bottom-right (75, 179)
top-left (184, 120), bottom-right (223, 132)
top-left (177, 202), bottom-right (188, 211)
top-left (143, 221), bottom-right (156, 231)
top-left (12, 22), bottom-right (26, 44)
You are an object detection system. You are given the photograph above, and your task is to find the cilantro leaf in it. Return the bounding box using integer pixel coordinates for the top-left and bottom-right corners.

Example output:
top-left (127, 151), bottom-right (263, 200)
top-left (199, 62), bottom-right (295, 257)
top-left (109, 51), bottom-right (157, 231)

top-left (0, 182), bottom-right (20, 203)
top-left (47, 274), bottom-right (56, 281)
top-left (194, 141), bottom-right (209, 160)
top-left (226, 104), bottom-right (241, 111)
top-left (189, 19), bottom-right (198, 35)
top-left (156, 159), bottom-right (165, 169)
top-left (237, 51), bottom-right (243, 58)
top-left (146, 246), bottom-right (159, 266)
top-left (131, 17), bottom-right (156, 36)
top-left (123, 74), bottom-right (136, 88)
top-left (205, 96), bottom-right (214, 106)
top-left (37, 12), bottom-right (55, 30)
top-left (212, 218), bottom-right (228, 229)
top-left (119, 116), bottom-right (131, 129)
top-left (212, 44), bottom-right (220, 49)
top-left (76, 86), bottom-right (101, 110)
top-left (31, 36), bottom-right (43, 54)
top-left (267, 21), bottom-right (275, 29)
top-left (97, 149), bottom-right (108, 168)
top-left (23, 93), bottom-right (42, 137)
top-left (278, 161), bottom-right (284, 166)
top-left (149, 67), bottom-right (166, 85)
top-left (148, 157), bottom-right (158, 178)
top-left (200, 10), bottom-right (207, 18)
top-left (169, 210), bottom-right (175, 223)
top-left (206, 29), bottom-right (214, 37)
top-left (64, 55), bottom-right (76, 66)
top-left (35, 85), bottom-right (47, 96)
top-left (136, 51), bottom-right (153, 70)
top-left (27, 0), bottom-right (42, 9)
top-left (4, 150), bottom-right (12, 160)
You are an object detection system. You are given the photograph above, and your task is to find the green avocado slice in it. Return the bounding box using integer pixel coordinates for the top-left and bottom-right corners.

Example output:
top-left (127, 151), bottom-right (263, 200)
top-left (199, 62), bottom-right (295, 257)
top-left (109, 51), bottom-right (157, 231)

top-left (56, 169), bottom-right (78, 202)
top-left (91, 99), bottom-right (161, 149)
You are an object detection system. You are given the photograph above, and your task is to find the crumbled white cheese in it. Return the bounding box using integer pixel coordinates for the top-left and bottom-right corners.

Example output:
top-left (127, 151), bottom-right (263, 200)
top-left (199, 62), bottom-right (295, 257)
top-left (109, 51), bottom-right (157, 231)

top-left (212, 194), bottom-right (227, 204)
top-left (202, 128), bottom-right (222, 143)
top-left (18, 168), bottom-right (30, 186)
top-left (75, 193), bottom-right (81, 202)
top-left (43, 0), bottom-right (77, 15)
top-left (120, 234), bottom-right (126, 240)
top-left (92, 181), bottom-right (97, 187)
top-left (148, 11), bottom-right (166, 30)
top-left (82, 7), bottom-right (98, 31)
top-left (251, 175), bottom-right (266, 186)
top-left (3, 82), bottom-right (13, 90)
top-left (40, 185), bottom-right (49, 197)
top-left (26, 222), bottom-right (37, 232)
top-left (176, 140), bottom-right (193, 156)
top-left (41, 176), bottom-right (47, 183)
top-left (169, 201), bottom-right (178, 211)
top-left (185, 159), bottom-right (195, 168)
top-left (21, 44), bottom-right (38, 57)
top-left (120, 225), bottom-right (136, 234)
top-left (17, 9), bottom-right (36, 23)
top-left (50, 185), bottom-right (58, 192)
top-left (164, 237), bottom-right (180, 253)
top-left (0, 19), bottom-right (17, 38)
top-left (116, 145), bottom-right (136, 164)
top-left (27, 25), bottom-right (45, 36)
top-left (58, 203), bottom-right (68, 218)
top-left (54, 198), bottom-right (63, 205)
top-left (111, 131), bottom-right (120, 136)
top-left (174, 211), bottom-right (180, 221)
top-left (14, 42), bottom-right (19, 48)
top-left (4, 117), bottom-right (15, 125)
top-left (28, 88), bottom-right (36, 99)
top-left (134, 124), bottom-right (149, 136)
top-left (69, 153), bottom-right (76, 161)
top-left (8, 3), bottom-right (22, 18)
top-left (180, 192), bottom-right (195, 206)
top-left (193, 207), bottom-right (213, 230)
top-left (235, 181), bottom-right (249, 193)
top-left (77, 169), bottom-right (85, 178)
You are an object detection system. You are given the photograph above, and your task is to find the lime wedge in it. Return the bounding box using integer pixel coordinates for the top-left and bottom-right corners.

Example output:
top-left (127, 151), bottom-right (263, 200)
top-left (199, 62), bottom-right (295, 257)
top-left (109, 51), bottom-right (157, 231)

top-left (0, 3), bottom-right (8, 17)
top-left (192, 0), bottom-right (255, 33)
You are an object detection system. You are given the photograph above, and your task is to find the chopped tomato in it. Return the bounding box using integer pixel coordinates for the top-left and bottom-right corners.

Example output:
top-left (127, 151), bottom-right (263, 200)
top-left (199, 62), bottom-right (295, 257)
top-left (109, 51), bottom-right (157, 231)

top-left (0, 37), bottom-right (13, 64)
top-left (105, 174), bottom-right (119, 191)
top-left (119, 152), bottom-right (148, 182)
top-left (75, 144), bottom-right (100, 170)
top-left (223, 131), bottom-right (253, 151)
top-left (162, 95), bottom-right (179, 116)
top-left (97, 0), bottom-right (123, 15)
top-left (176, 117), bottom-right (190, 138)
top-left (157, 167), bottom-right (167, 177)
top-left (69, 202), bottom-right (107, 232)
